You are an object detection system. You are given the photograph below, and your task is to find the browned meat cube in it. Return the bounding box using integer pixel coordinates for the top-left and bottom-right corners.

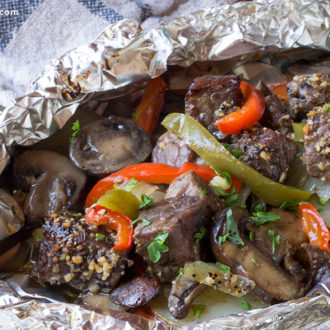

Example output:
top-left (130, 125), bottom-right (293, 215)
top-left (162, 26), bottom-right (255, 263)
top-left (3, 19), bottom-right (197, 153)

top-left (152, 131), bottom-right (196, 167)
top-left (185, 75), bottom-right (243, 141)
top-left (134, 196), bottom-right (208, 283)
top-left (287, 73), bottom-right (330, 120)
top-left (165, 170), bottom-right (224, 214)
top-left (304, 104), bottom-right (330, 181)
top-left (257, 81), bottom-right (292, 135)
top-left (232, 126), bottom-right (298, 182)
top-left (37, 212), bottom-right (131, 293)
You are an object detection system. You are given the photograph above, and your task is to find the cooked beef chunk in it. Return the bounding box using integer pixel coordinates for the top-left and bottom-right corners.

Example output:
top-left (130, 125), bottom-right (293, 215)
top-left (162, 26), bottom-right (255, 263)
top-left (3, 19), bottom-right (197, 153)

top-left (37, 212), bottom-right (131, 293)
top-left (302, 244), bottom-right (330, 284)
top-left (243, 208), bottom-right (308, 281)
top-left (152, 131), bottom-right (196, 167)
top-left (304, 105), bottom-right (330, 181)
top-left (287, 73), bottom-right (330, 120)
top-left (185, 75), bottom-right (243, 141)
top-left (210, 207), bottom-right (304, 302)
top-left (111, 275), bottom-right (160, 308)
top-left (134, 196), bottom-right (208, 283)
top-left (165, 170), bottom-right (224, 214)
top-left (231, 126), bottom-right (298, 182)
top-left (168, 276), bottom-right (206, 319)
top-left (257, 81), bottom-right (292, 135)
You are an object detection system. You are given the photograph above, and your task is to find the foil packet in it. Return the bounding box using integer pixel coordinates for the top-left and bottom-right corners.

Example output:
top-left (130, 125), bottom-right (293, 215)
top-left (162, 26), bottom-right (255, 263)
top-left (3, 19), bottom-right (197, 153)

top-left (0, 0), bottom-right (329, 328)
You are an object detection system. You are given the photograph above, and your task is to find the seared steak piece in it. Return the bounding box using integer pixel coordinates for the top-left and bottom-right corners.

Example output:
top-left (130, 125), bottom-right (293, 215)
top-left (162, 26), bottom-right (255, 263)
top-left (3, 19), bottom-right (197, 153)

top-left (287, 73), bottom-right (330, 120)
top-left (165, 170), bottom-right (224, 214)
top-left (37, 212), bottom-right (131, 293)
top-left (304, 104), bottom-right (330, 181)
top-left (210, 207), bottom-right (304, 302)
top-left (152, 131), bottom-right (196, 167)
top-left (111, 275), bottom-right (160, 308)
top-left (134, 196), bottom-right (208, 283)
top-left (232, 126), bottom-right (298, 182)
top-left (257, 81), bottom-right (292, 135)
top-left (185, 75), bottom-right (243, 142)
top-left (168, 276), bottom-right (206, 319)
top-left (243, 208), bottom-right (308, 281)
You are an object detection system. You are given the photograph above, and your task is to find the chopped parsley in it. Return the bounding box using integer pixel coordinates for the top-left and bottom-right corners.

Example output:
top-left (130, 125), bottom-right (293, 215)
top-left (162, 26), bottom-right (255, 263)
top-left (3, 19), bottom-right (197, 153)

top-left (95, 233), bottom-right (106, 240)
top-left (147, 232), bottom-right (169, 263)
top-left (212, 185), bottom-right (233, 197)
top-left (129, 217), bottom-right (150, 228)
top-left (252, 202), bottom-right (266, 213)
top-left (139, 194), bottom-right (154, 209)
top-left (250, 212), bottom-right (280, 226)
top-left (199, 188), bottom-right (208, 195)
top-left (317, 197), bottom-right (327, 206)
top-left (218, 233), bottom-right (229, 246)
top-left (192, 304), bottom-right (206, 318)
top-left (317, 208), bottom-right (324, 213)
top-left (240, 300), bottom-right (251, 311)
top-left (194, 226), bottom-right (207, 243)
top-left (123, 178), bottom-right (139, 192)
top-left (280, 199), bottom-right (301, 212)
top-left (225, 193), bottom-right (240, 207)
top-left (71, 213), bottom-right (81, 217)
top-left (216, 261), bottom-right (231, 274)
top-left (251, 258), bottom-right (259, 267)
top-left (226, 209), bottom-right (244, 245)
top-left (210, 165), bottom-right (231, 185)
top-left (132, 112), bottom-right (137, 121)
top-left (70, 120), bottom-right (80, 142)
top-left (223, 143), bottom-right (243, 158)
top-left (177, 267), bottom-right (184, 281)
top-left (267, 229), bottom-right (280, 254)
top-left (325, 105), bottom-right (330, 113)
top-left (249, 232), bottom-right (254, 241)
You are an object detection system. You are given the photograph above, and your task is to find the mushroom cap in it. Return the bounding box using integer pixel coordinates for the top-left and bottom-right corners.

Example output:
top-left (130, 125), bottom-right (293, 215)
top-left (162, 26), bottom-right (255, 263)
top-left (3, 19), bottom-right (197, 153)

top-left (14, 150), bottom-right (87, 224)
top-left (69, 116), bottom-right (152, 176)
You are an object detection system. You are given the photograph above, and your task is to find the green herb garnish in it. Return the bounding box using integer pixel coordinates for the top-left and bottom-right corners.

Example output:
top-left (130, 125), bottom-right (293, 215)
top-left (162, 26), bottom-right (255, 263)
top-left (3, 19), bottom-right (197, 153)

top-left (240, 300), bottom-right (251, 311)
top-left (249, 232), bottom-right (254, 241)
top-left (147, 232), bottom-right (169, 263)
top-left (139, 194), bottom-right (154, 209)
top-left (129, 217), bottom-right (143, 227)
top-left (177, 267), bottom-right (184, 281)
top-left (267, 229), bottom-right (280, 254)
top-left (223, 143), bottom-right (243, 158)
top-left (325, 105), bottom-right (330, 113)
top-left (95, 233), bottom-right (106, 240)
top-left (199, 188), bottom-right (208, 195)
top-left (252, 202), bottom-right (266, 213)
top-left (280, 199), bottom-right (301, 212)
top-left (142, 219), bottom-right (151, 226)
top-left (251, 258), bottom-right (259, 267)
top-left (250, 212), bottom-right (280, 226)
top-left (218, 233), bottom-right (229, 245)
top-left (216, 261), bottom-right (231, 274)
top-left (226, 209), bottom-right (244, 245)
top-left (132, 112), bottom-right (137, 121)
top-left (225, 193), bottom-right (240, 206)
top-left (70, 120), bottom-right (80, 142)
top-left (192, 304), bottom-right (206, 318)
top-left (194, 226), bottom-right (206, 243)
top-left (317, 197), bottom-right (327, 206)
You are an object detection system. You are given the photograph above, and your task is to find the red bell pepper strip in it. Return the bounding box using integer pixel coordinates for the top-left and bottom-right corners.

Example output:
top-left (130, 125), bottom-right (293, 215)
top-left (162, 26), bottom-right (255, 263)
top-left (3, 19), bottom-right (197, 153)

top-left (135, 77), bottom-right (168, 136)
top-left (85, 162), bottom-right (242, 207)
top-left (85, 205), bottom-right (133, 250)
top-left (299, 202), bottom-right (330, 252)
top-left (269, 82), bottom-right (288, 102)
top-left (215, 81), bottom-right (265, 134)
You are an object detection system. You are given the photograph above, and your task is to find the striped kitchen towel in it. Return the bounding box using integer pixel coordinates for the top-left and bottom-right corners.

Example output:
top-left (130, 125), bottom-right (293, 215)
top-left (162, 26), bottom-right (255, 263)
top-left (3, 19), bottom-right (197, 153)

top-left (0, 0), bottom-right (225, 108)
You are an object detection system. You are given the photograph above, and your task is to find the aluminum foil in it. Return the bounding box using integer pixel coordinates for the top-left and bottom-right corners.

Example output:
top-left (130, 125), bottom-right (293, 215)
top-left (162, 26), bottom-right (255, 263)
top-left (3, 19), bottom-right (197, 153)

top-left (0, 0), bottom-right (329, 328)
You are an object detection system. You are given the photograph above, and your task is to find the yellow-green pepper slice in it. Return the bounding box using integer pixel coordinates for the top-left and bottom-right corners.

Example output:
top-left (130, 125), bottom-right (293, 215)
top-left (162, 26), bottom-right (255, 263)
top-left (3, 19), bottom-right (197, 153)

top-left (162, 113), bottom-right (311, 206)
top-left (97, 189), bottom-right (139, 219)
top-left (292, 123), bottom-right (305, 143)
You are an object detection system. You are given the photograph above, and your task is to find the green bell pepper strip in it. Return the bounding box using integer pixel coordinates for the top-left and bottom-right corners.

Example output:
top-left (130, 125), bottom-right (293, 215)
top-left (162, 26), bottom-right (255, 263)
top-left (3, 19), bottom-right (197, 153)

top-left (162, 113), bottom-right (311, 206)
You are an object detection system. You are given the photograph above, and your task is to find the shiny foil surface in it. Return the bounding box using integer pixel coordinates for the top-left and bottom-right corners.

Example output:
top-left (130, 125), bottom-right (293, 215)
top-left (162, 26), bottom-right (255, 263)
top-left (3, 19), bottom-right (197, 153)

top-left (0, 0), bottom-right (329, 328)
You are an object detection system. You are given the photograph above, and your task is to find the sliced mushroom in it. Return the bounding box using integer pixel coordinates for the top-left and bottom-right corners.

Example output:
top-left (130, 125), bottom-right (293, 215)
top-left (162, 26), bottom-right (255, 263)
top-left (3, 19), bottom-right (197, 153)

top-left (69, 116), bottom-right (152, 176)
top-left (210, 207), bottom-right (304, 302)
top-left (14, 150), bottom-right (86, 223)
top-left (0, 189), bottom-right (25, 241)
